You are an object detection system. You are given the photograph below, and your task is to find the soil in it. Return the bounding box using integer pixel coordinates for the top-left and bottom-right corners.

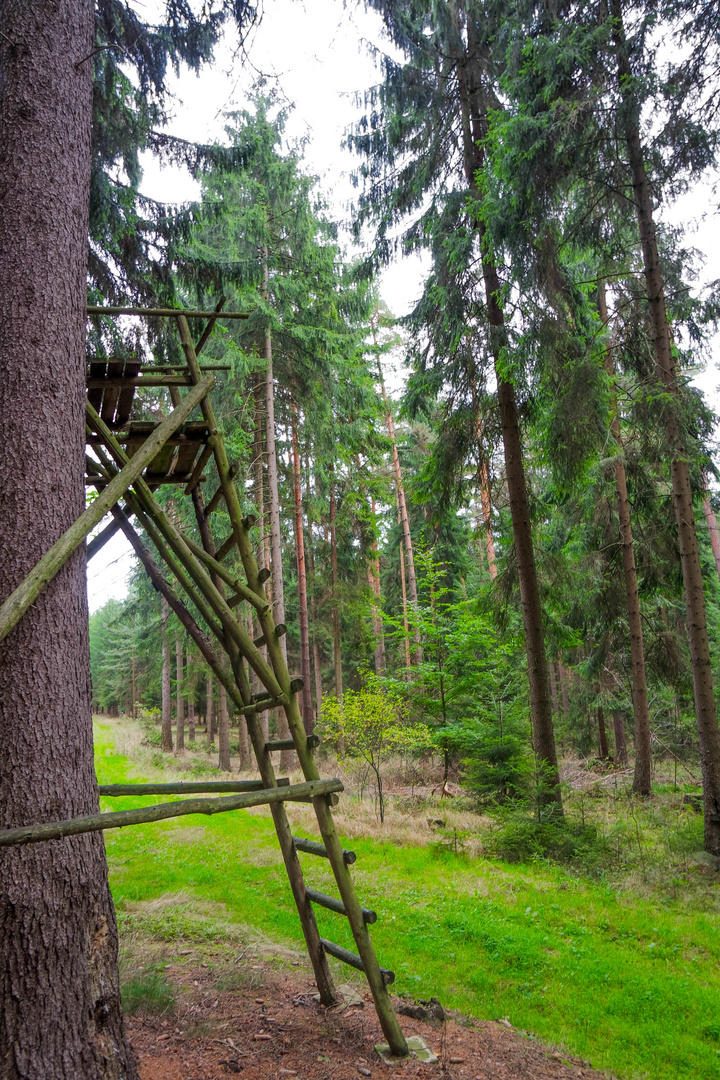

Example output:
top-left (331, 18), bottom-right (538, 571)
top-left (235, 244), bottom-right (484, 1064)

top-left (127, 957), bottom-right (613, 1080)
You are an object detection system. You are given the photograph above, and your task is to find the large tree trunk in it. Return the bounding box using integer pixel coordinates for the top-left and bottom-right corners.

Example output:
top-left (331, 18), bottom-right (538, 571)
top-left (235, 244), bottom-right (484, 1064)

top-left (0, 3), bottom-right (137, 1075)
top-left (376, 354), bottom-right (422, 663)
top-left (455, 17), bottom-right (561, 811)
top-left (290, 401), bottom-right (314, 732)
top-left (598, 282), bottom-right (652, 795)
top-left (329, 469), bottom-right (344, 700)
top-left (161, 596), bottom-right (173, 751)
top-left (175, 637), bottom-right (185, 751)
top-left (611, 0), bottom-right (720, 850)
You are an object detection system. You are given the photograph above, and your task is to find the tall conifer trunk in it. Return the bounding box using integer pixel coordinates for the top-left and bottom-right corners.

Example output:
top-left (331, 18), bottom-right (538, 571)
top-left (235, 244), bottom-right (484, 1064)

top-left (206, 672), bottom-right (214, 748)
top-left (702, 489), bottom-right (720, 584)
top-left (0, 2), bottom-right (137, 1073)
top-left (175, 637), bottom-right (185, 751)
top-left (262, 252), bottom-right (292, 766)
top-left (454, 8), bottom-right (561, 810)
top-left (369, 496), bottom-right (386, 674)
top-left (598, 282), bottom-right (652, 794)
top-left (329, 468), bottom-right (344, 700)
top-left (217, 652), bottom-right (230, 772)
top-left (611, 0), bottom-right (720, 850)
top-left (396, 492), bottom-right (412, 671)
top-left (306, 467), bottom-right (324, 717)
top-left (377, 357), bottom-right (422, 663)
top-left (290, 401), bottom-right (314, 732)
top-left (161, 596), bottom-right (173, 751)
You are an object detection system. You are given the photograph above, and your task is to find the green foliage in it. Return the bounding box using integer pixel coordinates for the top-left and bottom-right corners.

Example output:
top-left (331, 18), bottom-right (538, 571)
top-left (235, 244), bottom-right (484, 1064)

top-left (321, 677), bottom-right (431, 820)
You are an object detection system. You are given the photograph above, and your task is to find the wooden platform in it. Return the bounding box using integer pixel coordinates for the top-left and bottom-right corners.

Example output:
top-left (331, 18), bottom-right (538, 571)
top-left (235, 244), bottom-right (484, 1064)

top-left (85, 359), bottom-right (217, 488)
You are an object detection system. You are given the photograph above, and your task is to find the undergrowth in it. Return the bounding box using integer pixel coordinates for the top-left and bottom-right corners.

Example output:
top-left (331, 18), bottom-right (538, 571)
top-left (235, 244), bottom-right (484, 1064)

top-left (96, 715), bottom-right (720, 1080)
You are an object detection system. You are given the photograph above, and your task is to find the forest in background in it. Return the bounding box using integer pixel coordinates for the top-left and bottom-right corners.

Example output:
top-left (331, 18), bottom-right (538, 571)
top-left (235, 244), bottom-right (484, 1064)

top-left (88, 0), bottom-right (720, 856)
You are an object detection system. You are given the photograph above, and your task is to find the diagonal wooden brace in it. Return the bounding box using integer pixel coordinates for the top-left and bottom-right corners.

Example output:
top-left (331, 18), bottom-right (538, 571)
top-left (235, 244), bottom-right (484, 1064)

top-left (0, 375), bottom-right (213, 644)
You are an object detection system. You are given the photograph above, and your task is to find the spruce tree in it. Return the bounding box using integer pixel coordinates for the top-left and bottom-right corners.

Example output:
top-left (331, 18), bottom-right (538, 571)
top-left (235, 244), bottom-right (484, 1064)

top-left (350, 0), bottom-right (563, 810)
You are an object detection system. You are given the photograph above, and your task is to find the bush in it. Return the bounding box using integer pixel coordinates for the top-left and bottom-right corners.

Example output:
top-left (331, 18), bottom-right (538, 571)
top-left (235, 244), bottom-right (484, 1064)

top-left (482, 812), bottom-right (612, 869)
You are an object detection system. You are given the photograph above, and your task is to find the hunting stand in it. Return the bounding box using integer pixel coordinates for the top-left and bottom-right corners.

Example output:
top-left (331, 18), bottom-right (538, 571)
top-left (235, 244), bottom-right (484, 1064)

top-left (0, 304), bottom-right (408, 1057)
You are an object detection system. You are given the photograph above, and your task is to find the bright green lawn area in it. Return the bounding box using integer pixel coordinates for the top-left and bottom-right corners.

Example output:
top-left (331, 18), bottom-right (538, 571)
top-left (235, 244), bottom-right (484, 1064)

top-left (96, 721), bottom-right (720, 1080)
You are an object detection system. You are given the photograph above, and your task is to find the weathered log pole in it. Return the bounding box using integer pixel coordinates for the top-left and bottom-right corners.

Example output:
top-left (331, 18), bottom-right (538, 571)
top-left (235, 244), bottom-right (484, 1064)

top-left (88, 306), bottom-right (250, 319)
top-left (0, 779), bottom-right (342, 848)
top-left (0, 376), bottom-right (213, 643)
top-left (98, 779), bottom-right (290, 795)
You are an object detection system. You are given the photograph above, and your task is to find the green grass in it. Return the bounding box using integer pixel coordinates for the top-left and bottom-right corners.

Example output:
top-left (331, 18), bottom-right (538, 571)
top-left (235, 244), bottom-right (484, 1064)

top-left (121, 970), bottom-right (176, 1015)
top-left (96, 720), bottom-right (720, 1080)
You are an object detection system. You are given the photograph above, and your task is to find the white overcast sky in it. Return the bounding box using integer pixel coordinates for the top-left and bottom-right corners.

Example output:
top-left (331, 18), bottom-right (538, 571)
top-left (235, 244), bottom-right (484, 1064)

top-left (86, 0), bottom-right (720, 613)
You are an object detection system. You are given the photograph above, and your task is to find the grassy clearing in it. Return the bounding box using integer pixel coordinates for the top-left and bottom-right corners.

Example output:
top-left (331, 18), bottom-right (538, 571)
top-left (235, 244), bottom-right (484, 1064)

top-left (96, 717), bottom-right (720, 1080)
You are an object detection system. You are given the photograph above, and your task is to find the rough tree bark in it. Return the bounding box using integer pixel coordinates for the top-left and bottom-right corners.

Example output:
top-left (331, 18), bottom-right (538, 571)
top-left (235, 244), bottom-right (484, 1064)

top-left (598, 282), bottom-right (652, 794)
top-left (611, 0), bottom-right (720, 850)
top-left (161, 596), bottom-right (173, 751)
top-left (0, 2), bottom-right (137, 1075)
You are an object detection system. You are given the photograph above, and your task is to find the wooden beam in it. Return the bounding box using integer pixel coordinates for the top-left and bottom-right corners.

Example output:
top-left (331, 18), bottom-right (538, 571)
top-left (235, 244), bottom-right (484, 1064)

top-left (0, 779), bottom-right (344, 848)
top-left (292, 836), bottom-right (356, 865)
top-left (87, 376), bottom-right (195, 388)
top-left (88, 306), bottom-right (250, 319)
top-left (86, 519), bottom-right (121, 561)
top-left (99, 779), bottom-right (290, 795)
top-left (307, 887), bottom-right (377, 925)
top-left (86, 413), bottom-right (283, 699)
top-left (204, 460), bottom-right (241, 515)
top-left (0, 377), bottom-right (213, 645)
top-left (319, 939), bottom-right (394, 984)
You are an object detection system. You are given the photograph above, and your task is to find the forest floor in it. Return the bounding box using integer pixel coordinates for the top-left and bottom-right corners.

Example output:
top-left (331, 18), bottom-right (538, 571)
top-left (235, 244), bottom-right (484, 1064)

top-left (124, 937), bottom-right (610, 1080)
top-left (96, 715), bottom-right (720, 1080)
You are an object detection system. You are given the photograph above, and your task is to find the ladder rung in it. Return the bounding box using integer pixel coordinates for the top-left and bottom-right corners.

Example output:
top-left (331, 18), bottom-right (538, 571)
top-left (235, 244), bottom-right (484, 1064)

top-left (319, 938), bottom-right (394, 984)
top-left (265, 735), bottom-right (320, 753)
top-left (242, 514), bottom-right (257, 529)
top-left (257, 567), bottom-right (271, 583)
top-left (290, 677), bottom-right (304, 693)
top-left (306, 887), bottom-right (376, 924)
top-left (292, 836), bottom-right (356, 865)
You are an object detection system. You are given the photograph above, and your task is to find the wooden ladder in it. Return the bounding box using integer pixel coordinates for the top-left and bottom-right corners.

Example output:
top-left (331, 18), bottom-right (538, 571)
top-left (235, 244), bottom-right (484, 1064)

top-left (84, 305), bottom-right (408, 1057)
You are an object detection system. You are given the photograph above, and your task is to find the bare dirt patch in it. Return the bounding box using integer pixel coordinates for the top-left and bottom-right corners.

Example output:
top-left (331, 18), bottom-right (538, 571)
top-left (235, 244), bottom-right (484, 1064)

top-left (127, 954), bottom-right (613, 1080)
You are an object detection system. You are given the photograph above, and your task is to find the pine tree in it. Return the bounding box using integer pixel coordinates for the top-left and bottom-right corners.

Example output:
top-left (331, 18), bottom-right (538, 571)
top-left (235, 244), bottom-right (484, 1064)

top-left (350, 0), bottom-right (563, 810)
